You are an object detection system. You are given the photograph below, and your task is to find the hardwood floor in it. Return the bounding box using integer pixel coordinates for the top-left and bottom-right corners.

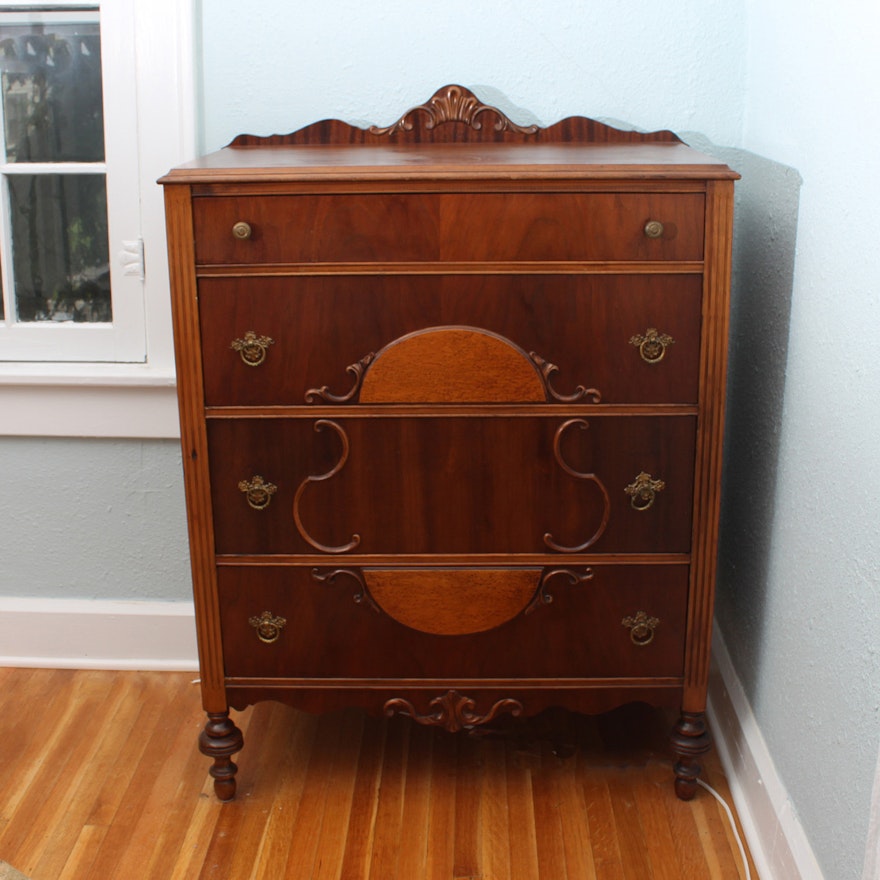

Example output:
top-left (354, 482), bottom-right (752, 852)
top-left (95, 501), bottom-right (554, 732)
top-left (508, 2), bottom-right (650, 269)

top-left (0, 669), bottom-right (756, 879)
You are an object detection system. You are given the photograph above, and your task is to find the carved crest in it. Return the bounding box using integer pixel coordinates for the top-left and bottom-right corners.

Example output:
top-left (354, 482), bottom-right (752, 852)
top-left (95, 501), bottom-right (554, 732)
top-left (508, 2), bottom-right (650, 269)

top-left (369, 84), bottom-right (539, 137)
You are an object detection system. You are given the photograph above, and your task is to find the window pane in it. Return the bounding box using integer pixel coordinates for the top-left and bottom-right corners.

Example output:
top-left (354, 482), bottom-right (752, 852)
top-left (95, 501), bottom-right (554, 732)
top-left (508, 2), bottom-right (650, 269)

top-left (0, 22), bottom-right (103, 163)
top-left (9, 173), bottom-right (110, 322)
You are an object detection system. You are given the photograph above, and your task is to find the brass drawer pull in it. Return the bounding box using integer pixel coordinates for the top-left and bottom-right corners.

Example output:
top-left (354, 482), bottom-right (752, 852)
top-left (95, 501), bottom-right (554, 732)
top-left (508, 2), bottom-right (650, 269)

top-left (248, 611), bottom-right (287, 644)
top-left (232, 220), bottom-right (252, 240)
top-left (231, 330), bottom-right (274, 366)
top-left (643, 219), bottom-right (664, 238)
top-left (622, 611), bottom-right (659, 646)
top-left (624, 471), bottom-right (665, 511)
top-left (629, 327), bottom-right (674, 363)
top-left (238, 475), bottom-right (277, 510)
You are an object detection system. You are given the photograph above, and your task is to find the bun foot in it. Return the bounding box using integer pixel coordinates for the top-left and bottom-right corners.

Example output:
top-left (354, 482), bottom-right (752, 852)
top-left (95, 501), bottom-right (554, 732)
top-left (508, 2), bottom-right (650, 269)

top-left (670, 711), bottom-right (710, 800)
top-left (199, 711), bottom-right (244, 801)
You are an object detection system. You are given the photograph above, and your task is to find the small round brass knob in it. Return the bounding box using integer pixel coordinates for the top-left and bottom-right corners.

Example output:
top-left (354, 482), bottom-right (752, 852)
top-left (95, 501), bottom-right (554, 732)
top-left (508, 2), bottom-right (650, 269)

top-left (232, 221), bottom-right (252, 240)
top-left (643, 220), bottom-right (664, 239)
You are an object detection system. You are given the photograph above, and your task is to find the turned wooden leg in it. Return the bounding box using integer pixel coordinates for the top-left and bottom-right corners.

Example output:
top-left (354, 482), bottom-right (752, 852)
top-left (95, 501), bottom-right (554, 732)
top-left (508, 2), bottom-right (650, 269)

top-left (670, 711), bottom-right (711, 800)
top-left (199, 711), bottom-right (244, 801)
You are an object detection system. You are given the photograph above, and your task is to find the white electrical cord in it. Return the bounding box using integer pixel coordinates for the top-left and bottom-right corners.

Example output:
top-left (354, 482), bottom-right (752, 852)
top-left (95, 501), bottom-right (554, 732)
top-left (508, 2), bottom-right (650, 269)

top-left (697, 778), bottom-right (752, 880)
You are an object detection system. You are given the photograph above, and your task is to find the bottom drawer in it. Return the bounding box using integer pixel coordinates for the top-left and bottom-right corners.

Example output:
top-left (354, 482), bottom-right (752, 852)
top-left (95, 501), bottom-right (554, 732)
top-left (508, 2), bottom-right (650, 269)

top-left (216, 564), bottom-right (688, 680)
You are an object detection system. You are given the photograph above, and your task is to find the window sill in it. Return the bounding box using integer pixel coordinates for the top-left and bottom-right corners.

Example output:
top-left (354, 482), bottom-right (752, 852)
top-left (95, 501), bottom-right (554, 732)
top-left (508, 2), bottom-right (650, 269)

top-left (0, 365), bottom-right (181, 438)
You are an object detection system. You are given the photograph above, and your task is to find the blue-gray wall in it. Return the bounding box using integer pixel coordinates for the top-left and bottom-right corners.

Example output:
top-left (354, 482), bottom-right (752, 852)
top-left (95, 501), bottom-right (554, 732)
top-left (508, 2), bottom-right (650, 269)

top-left (2, 438), bottom-right (189, 600)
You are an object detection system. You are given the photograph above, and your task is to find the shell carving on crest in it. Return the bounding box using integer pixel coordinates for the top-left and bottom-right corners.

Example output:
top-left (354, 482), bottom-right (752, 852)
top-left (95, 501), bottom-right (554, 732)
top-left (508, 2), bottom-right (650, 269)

top-left (370, 85), bottom-right (539, 136)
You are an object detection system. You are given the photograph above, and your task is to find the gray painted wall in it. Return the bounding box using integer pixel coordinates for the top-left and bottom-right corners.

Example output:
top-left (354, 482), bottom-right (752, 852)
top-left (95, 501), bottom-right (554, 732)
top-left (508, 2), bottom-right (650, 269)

top-left (1, 438), bottom-right (190, 601)
top-left (3, 1), bottom-right (878, 877)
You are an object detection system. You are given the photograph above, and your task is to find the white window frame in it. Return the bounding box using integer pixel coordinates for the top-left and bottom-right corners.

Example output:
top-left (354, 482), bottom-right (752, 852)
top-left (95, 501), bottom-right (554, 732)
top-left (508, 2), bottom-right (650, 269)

top-left (0, 0), bottom-right (195, 437)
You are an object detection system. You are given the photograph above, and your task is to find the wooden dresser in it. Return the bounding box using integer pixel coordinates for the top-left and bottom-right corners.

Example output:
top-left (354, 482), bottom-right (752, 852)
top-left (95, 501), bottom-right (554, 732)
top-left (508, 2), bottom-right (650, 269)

top-left (161, 85), bottom-right (737, 801)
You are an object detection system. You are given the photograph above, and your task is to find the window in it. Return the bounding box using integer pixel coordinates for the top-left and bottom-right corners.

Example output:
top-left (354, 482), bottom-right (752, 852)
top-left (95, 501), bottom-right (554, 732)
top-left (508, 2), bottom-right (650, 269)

top-left (0, 0), bottom-right (195, 436)
top-left (0, 3), bottom-right (143, 362)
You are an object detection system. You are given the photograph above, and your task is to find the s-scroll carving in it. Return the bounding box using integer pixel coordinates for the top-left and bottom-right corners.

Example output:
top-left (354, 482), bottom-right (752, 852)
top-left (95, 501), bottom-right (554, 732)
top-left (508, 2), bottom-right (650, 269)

top-left (293, 420), bottom-right (361, 554)
top-left (529, 352), bottom-right (601, 403)
top-left (311, 567), bottom-right (380, 613)
top-left (525, 567), bottom-right (595, 615)
top-left (544, 419), bottom-right (611, 553)
top-left (304, 353), bottom-right (376, 404)
top-left (384, 690), bottom-right (524, 733)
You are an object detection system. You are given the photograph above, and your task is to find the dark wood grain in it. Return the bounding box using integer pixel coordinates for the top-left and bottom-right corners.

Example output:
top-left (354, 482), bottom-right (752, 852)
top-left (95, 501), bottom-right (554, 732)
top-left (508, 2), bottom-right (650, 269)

top-left (192, 191), bottom-right (705, 264)
top-left (198, 273), bottom-right (703, 407)
top-left (206, 415), bottom-right (696, 556)
top-left (162, 86), bottom-right (737, 801)
top-left (216, 562), bottom-right (688, 681)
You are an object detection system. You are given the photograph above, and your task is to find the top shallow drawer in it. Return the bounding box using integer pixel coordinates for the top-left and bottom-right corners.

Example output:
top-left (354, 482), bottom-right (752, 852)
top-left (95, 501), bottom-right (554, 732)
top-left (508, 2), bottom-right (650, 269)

top-left (192, 192), bottom-right (705, 264)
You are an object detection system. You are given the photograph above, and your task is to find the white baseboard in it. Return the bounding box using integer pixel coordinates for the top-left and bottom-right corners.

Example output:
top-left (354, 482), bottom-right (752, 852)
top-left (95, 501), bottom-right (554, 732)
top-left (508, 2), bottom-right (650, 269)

top-left (0, 597), bottom-right (198, 671)
top-left (708, 622), bottom-right (825, 879)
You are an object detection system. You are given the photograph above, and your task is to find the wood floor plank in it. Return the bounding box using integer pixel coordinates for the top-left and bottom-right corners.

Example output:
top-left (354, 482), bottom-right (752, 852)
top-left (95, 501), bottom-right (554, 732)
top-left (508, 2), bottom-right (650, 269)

top-left (85, 673), bottom-right (182, 827)
top-left (631, 761), bottom-right (688, 880)
top-left (581, 771), bottom-right (626, 879)
top-left (662, 784), bottom-right (719, 880)
top-left (530, 750), bottom-right (570, 880)
top-left (505, 742), bottom-right (541, 880)
top-left (395, 723), bottom-right (434, 880)
top-left (366, 716), bottom-right (410, 880)
top-left (0, 669), bottom-right (78, 823)
top-left (81, 675), bottom-right (204, 880)
top-left (479, 734), bottom-right (511, 880)
top-left (131, 689), bottom-right (228, 880)
top-left (337, 711), bottom-right (387, 880)
top-left (275, 710), bottom-right (355, 879)
top-left (240, 706), bottom-right (319, 880)
top-left (425, 726), bottom-right (458, 880)
top-left (0, 670), bottom-right (120, 873)
top-left (554, 746), bottom-right (598, 880)
top-left (0, 670), bottom-right (759, 880)
top-left (56, 824), bottom-right (108, 880)
top-left (451, 732), bottom-right (485, 880)
top-left (607, 772), bottom-right (656, 880)
top-left (309, 709), bottom-right (365, 880)
top-left (26, 672), bottom-right (140, 878)
top-left (167, 776), bottom-right (224, 880)
top-left (200, 703), bottom-right (295, 880)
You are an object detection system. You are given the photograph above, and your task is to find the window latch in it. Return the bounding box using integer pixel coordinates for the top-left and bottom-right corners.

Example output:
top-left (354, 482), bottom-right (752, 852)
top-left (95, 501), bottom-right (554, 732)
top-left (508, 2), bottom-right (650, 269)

top-left (120, 239), bottom-right (145, 281)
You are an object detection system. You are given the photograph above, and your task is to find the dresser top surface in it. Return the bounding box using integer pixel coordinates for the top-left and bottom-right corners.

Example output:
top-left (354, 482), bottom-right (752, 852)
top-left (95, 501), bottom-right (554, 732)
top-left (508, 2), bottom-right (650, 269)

top-left (160, 141), bottom-right (738, 185)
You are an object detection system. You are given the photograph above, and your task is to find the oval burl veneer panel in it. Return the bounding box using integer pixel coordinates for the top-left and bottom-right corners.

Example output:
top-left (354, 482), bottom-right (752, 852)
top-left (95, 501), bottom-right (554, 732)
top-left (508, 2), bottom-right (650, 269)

top-left (362, 568), bottom-right (542, 635)
top-left (359, 326), bottom-right (546, 403)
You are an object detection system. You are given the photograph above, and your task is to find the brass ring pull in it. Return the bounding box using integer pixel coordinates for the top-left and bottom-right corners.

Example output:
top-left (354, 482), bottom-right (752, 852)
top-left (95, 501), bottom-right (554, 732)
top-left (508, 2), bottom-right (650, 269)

top-left (248, 611), bottom-right (287, 644)
top-left (232, 221), bottom-right (252, 240)
top-left (231, 330), bottom-right (274, 366)
top-left (238, 475), bottom-right (277, 510)
top-left (643, 219), bottom-right (664, 238)
top-left (624, 471), bottom-right (665, 511)
top-left (622, 611), bottom-right (659, 646)
top-left (629, 327), bottom-right (674, 364)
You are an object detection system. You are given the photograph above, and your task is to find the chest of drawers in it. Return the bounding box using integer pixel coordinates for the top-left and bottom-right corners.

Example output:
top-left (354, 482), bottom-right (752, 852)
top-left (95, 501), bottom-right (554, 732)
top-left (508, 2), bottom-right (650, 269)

top-left (161, 85), bottom-right (737, 801)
